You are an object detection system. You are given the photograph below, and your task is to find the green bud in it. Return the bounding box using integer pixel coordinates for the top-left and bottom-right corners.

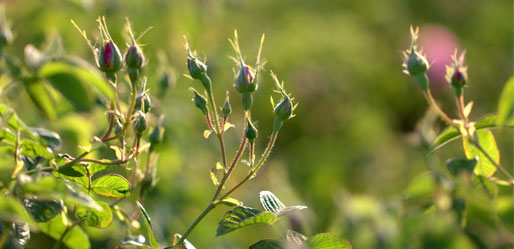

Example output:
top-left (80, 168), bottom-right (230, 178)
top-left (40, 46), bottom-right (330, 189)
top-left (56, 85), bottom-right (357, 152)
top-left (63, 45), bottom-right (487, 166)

top-left (446, 51), bottom-right (468, 96)
top-left (149, 123), bottom-right (164, 146)
top-left (274, 95), bottom-right (293, 121)
top-left (98, 40), bottom-right (123, 73)
top-left (134, 112), bottom-right (148, 136)
top-left (159, 72), bottom-right (170, 94)
top-left (187, 54), bottom-right (207, 80)
top-left (125, 45), bottom-right (144, 69)
top-left (235, 64), bottom-right (257, 94)
top-left (222, 91), bottom-right (232, 117)
top-left (191, 88), bottom-right (208, 115)
top-left (406, 50), bottom-right (429, 76)
top-left (245, 118), bottom-right (258, 143)
top-left (135, 93), bottom-right (152, 113)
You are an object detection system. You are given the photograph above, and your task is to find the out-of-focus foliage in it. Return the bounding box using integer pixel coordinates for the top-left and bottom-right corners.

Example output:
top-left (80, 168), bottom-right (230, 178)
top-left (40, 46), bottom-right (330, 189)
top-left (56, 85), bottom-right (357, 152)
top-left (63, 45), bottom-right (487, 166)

top-left (0, 0), bottom-right (512, 248)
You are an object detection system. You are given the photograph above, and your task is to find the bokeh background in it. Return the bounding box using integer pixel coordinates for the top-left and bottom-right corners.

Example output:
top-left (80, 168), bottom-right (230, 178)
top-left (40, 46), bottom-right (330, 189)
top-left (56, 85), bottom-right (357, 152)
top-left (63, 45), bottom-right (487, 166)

top-left (2, 0), bottom-right (513, 248)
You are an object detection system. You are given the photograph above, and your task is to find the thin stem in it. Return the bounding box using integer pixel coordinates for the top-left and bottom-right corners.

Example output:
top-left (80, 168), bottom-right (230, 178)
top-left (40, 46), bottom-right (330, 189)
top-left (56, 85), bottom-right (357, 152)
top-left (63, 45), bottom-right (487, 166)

top-left (10, 128), bottom-right (21, 178)
top-left (422, 89), bottom-right (454, 126)
top-left (212, 137), bottom-right (247, 202)
top-left (51, 219), bottom-right (83, 249)
top-left (102, 82), bottom-right (138, 142)
top-left (218, 130), bottom-right (278, 201)
top-left (101, 103), bottom-right (115, 140)
top-left (171, 202), bottom-right (217, 248)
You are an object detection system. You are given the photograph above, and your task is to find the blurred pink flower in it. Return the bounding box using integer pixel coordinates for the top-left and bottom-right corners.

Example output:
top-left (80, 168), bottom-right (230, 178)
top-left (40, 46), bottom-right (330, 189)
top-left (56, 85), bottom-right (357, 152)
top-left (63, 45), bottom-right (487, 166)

top-left (418, 24), bottom-right (460, 90)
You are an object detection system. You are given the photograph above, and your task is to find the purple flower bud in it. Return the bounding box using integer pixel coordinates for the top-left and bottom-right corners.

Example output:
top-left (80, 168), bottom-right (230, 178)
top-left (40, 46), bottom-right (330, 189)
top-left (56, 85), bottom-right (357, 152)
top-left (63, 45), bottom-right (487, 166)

top-left (235, 64), bottom-right (257, 94)
top-left (98, 40), bottom-right (123, 73)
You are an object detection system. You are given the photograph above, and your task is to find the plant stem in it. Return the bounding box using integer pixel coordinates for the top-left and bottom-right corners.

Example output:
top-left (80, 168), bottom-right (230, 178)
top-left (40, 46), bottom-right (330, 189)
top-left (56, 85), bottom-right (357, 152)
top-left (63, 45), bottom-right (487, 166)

top-left (172, 202), bottom-right (217, 248)
top-left (10, 128), bottom-right (21, 179)
top-left (422, 88), bottom-right (454, 126)
top-left (102, 81), bottom-right (138, 142)
top-left (218, 130), bottom-right (278, 201)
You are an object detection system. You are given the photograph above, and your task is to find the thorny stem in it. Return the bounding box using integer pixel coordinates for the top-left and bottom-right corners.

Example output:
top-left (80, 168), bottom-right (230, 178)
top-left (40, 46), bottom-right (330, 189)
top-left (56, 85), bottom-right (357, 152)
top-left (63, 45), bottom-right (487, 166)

top-left (102, 81), bottom-right (138, 142)
top-left (422, 88), bottom-right (454, 126)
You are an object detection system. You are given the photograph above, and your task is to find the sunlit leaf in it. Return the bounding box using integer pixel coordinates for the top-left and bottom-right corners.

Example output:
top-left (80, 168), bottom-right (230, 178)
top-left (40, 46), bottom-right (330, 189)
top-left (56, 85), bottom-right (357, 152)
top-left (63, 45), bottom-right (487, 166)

top-left (446, 158), bottom-right (477, 177)
top-left (250, 239), bottom-right (284, 249)
top-left (210, 168), bottom-right (220, 187)
top-left (430, 114), bottom-right (514, 152)
top-left (91, 174), bottom-right (130, 198)
top-left (497, 76), bottom-right (514, 125)
top-left (462, 129), bottom-right (499, 177)
top-left (20, 139), bottom-right (53, 159)
top-left (137, 202), bottom-right (159, 249)
top-left (307, 233), bottom-right (352, 249)
top-left (216, 206), bottom-right (277, 237)
top-left (76, 201), bottom-right (112, 228)
top-left (219, 197), bottom-right (243, 207)
top-left (223, 122), bottom-right (235, 132)
top-left (0, 194), bottom-right (36, 226)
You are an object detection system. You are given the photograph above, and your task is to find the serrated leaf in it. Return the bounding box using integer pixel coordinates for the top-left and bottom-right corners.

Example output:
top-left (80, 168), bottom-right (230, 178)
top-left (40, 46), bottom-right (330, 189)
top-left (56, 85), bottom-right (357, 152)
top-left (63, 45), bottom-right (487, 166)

top-left (259, 191), bottom-right (307, 217)
top-left (219, 197), bottom-right (243, 207)
top-left (38, 214), bottom-right (90, 249)
top-left (76, 201), bottom-right (112, 228)
top-left (462, 129), bottom-right (499, 177)
top-left (22, 78), bottom-right (56, 119)
top-left (250, 239), bottom-right (284, 249)
top-left (23, 199), bottom-right (63, 223)
top-left (446, 158), bottom-right (477, 177)
top-left (307, 233), bottom-right (352, 249)
top-left (137, 202), bottom-right (159, 249)
top-left (216, 206), bottom-right (277, 237)
top-left (172, 234), bottom-right (196, 249)
top-left (497, 76), bottom-right (514, 125)
top-left (91, 174), bottom-right (130, 198)
top-left (430, 114), bottom-right (514, 152)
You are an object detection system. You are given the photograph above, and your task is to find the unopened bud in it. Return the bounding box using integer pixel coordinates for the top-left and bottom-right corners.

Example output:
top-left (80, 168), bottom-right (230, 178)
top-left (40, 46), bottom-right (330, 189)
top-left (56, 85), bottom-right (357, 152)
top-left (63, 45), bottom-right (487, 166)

top-left (274, 95), bottom-right (293, 121)
top-left (98, 40), bottom-right (123, 73)
top-left (191, 88), bottom-right (208, 115)
top-left (451, 70), bottom-right (466, 89)
top-left (235, 64), bottom-right (257, 94)
top-left (187, 54), bottom-right (207, 80)
top-left (159, 72), bottom-right (170, 94)
top-left (125, 45), bottom-right (144, 69)
top-left (245, 118), bottom-right (258, 143)
top-left (135, 93), bottom-right (152, 113)
top-left (134, 112), bottom-right (148, 136)
top-left (222, 91), bottom-right (232, 117)
top-left (406, 50), bottom-right (428, 76)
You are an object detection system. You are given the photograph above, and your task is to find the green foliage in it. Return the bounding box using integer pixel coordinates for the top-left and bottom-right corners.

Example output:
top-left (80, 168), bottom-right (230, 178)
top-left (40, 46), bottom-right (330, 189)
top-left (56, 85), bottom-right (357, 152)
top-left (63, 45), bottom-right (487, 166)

top-left (37, 215), bottom-right (90, 249)
top-left (91, 174), bottom-right (131, 198)
top-left (497, 77), bottom-right (514, 125)
top-left (307, 233), bottom-right (352, 249)
top-left (462, 130), bottom-right (499, 177)
top-left (249, 239), bottom-right (284, 249)
top-left (137, 202), bottom-right (159, 249)
top-left (75, 201), bottom-right (112, 228)
top-left (216, 206), bottom-right (277, 237)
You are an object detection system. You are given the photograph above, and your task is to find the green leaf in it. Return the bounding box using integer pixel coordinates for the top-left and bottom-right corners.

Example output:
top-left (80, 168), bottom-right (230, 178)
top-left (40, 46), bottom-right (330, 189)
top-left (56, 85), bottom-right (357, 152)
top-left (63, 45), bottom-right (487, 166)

top-left (216, 206), bottom-right (277, 237)
top-left (31, 127), bottom-right (61, 150)
top-left (307, 233), bottom-right (352, 249)
top-left (76, 201), bottom-right (112, 228)
top-left (219, 197), bottom-right (243, 207)
top-left (462, 130), bottom-right (499, 177)
top-left (403, 173), bottom-right (435, 200)
top-left (23, 199), bottom-right (63, 223)
top-left (120, 240), bottom-right (152, 248)
top-left (0, 194), bottom-right (36, 226)
top-left (38, 214), bottom-right (90, 249)
top-left (137, 202), bottom-right (159, 249)
top-left (20, 138), bottom-right (53, 159)
top-left (22, 78), bottom-right (56, 119)
top-left (259, 191), bottom-right (307, 217)
top-left (446, 158), bottom-right (477, 177)
top-left (497, 76), bottom-right (514, 125)
top-left (91, 174), bottom-right (130, 198)
top-left (0, 127), bottom-right (16, 144)
top-left (250, 239), bottom-right (284, 249)
top-left (430, 114), bottom-right (514, 152)
top-left (53, 164), bottom-right (89, 187)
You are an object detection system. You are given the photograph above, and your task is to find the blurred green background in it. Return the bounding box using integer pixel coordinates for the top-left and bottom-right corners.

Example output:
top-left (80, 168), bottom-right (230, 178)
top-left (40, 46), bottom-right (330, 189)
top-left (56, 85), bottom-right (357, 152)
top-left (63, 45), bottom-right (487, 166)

top-left (2, 0), bottom-right (513, 248)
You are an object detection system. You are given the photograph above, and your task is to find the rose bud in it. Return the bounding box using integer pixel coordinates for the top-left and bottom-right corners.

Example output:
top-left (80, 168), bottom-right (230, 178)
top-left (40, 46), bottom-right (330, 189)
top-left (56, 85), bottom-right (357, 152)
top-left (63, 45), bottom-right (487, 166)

top-left (149, 123), bottom-right (164, 146)
top-left (245, 118), bottom-right (258, 144)
top-left (134, 112), bottom-right (148, 137)
top-left (235, 64), bottom-right (257, 94)
top-left (98, 40), bottom-right (123, 73)
top-left (187, 53), bottom-right (207, 80)
top-left (135, 93), bottom-right (152, 113)
top-left (446, 51), bottom-right (468, 96)
top-left (405, 49), bottom-right (429, 76)
top-left (125, 44), bottom-right (144, 69)
top-left (274, 95), bottom-right (293, 122)
top-left (222, 91), bottom-right (232, 117)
